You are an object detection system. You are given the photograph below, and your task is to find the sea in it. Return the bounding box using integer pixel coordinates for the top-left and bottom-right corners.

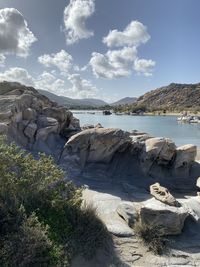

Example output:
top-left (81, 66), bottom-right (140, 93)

top-left (71, 110), bottom-right (200, 147)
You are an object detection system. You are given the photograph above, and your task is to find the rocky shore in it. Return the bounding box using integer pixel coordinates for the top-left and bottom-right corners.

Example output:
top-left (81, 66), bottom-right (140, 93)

top-left (1, 82), bottom-right (200, 266)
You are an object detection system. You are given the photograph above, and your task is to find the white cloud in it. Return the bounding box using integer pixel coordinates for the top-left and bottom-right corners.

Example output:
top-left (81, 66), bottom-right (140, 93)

top-left (38, 50), bottom-right (73, 73)
top-left (90, 46), bottom-right (137, 79)
top-left (103, 21), bottom-right (150, 48)
top-left (0, 54), bottom-right (5, 66)
top-left (134, 58), bottom-right (155, 76)
top-left (63, 0), bottom-right (95, 45)
top-left (35, 72), bottom-right (66, 94)
top-left (0, 67), bottom-right (100, 99)
top-left (0, 8), bottom-right (37, 57)
top-left (0, 67), bottom-right (34, 85)
top-left (67, 73), bottom-right (99, 98)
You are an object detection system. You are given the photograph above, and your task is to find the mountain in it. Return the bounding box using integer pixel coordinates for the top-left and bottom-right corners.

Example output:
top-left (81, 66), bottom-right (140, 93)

top-left (135, 83), bottom-right (200, 110)
top-left (38, 89), bottom-right (108, 108)
top-left (111, 97), bottom-right (137, 106)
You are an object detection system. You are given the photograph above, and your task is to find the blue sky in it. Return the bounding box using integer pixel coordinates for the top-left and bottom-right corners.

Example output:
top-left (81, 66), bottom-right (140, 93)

top-left (0, 0), bottom-right (200, 102)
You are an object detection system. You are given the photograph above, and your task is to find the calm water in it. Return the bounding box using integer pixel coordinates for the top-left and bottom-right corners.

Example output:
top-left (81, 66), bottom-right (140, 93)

top-left (72, 110), bottom-right (200, 147)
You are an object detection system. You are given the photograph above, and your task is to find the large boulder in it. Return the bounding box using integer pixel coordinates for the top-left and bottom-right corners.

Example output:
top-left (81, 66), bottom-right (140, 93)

top-left (174, 144), bottom-right (197, 168)
top-left (139, 198), bottom-right (188, 235)
top-left (60, 128), bottom-right (131, 167)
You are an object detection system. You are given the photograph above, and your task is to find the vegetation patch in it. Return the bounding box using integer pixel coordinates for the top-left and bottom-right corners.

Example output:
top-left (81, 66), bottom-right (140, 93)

top-left (134, 219), bottom-right (168, 255)
top-left (0, 136), bottom-right (111, 266)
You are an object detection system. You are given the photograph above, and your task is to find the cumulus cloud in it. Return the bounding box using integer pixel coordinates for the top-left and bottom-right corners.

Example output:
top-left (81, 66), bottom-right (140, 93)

top-left (0, 54), bottom-right (5, 66)
top-left (134, 58), bottom-right (155, 76)
top-left (67, 73), bottom-right (99, 98)
top-left (63, 0), bottom-right (95, 45)
top-left (0, 8), bottom-right (37, 57)
top-left (0, 67), bottom-right (34, 85)
top-left (35, 72), bottom-right (66, 94)
top-left (103, 21), bottom-right (150, 48)
top-left (0, 67), bottom-right (100, 98)
top-left (90, 46), bottom-right (137, 79)
top-left (38, 50), bottom-right (73, 73)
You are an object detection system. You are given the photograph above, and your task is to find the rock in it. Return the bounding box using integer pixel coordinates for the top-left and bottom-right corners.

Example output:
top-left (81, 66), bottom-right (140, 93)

top-left (144, 137), bottom-right (176, 164)
top-left (60, 128), bottom-right (131, 167)
top-left (0, 123), bottom-right (8, 134)
top-left (24, 122), bottom-right (37, 141)
top-left (83, 190), bottom-right (134, 237)
top-left (95, 123), bottom-right (103, 128)
top-left (196, 177), bottom-right (200, 189)
top-left (81, 124), bottom-right (94, 130)
top-left (174, 144), bottom-right (197, 168)
top-left (182, 196), bottom-right (200, 222)
top-left (150, 182), bottom-right (180, 207)
top-left (22, 108), bottom-right (37, 121)
top-left (117, 202), bottom-right (137, 226)
top-left (139, 198), bottom-right (188, 235)
top-left (68, 116), bottom-right (81, 131)
top-left (37, 116), bottom-right (58, 129)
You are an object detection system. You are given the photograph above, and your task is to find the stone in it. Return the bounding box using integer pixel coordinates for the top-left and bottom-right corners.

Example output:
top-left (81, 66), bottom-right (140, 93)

top-left (196, 177), bottom-right (200, 189)
top-left (117, 202), bottom-right (137, 226)
top-left (81, 124), bottom-right (94, 130)
top-left (174, 144), bottom-right (197, 168)
top-left (0, 122), bottom-right (8, 134)
top-left (144, 137), bottom-right (176, 164)
top-left (22, 108), bottom-right (37, 121)
top-left (37, 116), bottom-right (58, 129)
top-left (24, 122), bottom-right (37, 140)
top-left (139, 198), bottom-right (188, 235)
top-left (150, 182), bottom-right (180, 207)
top-left (95, 123), bottom-right (103, 128)
top-left (60, 128), bottom-right (131, 167)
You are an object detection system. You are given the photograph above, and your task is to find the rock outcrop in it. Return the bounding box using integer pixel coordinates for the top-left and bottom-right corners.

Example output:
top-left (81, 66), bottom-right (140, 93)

top-left (0, 82), bottom-right (80, 159)
top-left (139, 198), bottom-right (188, 235)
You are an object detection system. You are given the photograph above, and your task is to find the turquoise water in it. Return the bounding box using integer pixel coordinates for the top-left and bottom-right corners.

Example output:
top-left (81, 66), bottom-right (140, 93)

top-left (72, 111), bottom-right (200, 147)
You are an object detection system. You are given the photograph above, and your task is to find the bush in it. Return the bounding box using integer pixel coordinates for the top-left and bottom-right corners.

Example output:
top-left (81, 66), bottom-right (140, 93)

top-left (134, 219), bottom-right (168, 255)
top-left (0, 137), bottom-right (111, 266)
top-left (0, 136), bottom-right (82, 266)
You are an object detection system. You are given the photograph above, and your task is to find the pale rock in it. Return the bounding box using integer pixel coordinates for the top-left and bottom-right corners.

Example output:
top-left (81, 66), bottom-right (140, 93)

top-left (139, 198), bottom-right (188, 235)
top-left (117, 202), bottom-right (137, 226)
top-left (150, 182), bottom-right (179, 207)
top-left (174, 144), bottom-right (197, 168)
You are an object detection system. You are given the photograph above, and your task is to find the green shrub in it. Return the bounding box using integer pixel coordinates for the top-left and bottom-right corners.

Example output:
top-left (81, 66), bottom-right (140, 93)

top-left (0, 137), bottom-right (111, 266)
top-left (134, 219), bottom-right (168, 255)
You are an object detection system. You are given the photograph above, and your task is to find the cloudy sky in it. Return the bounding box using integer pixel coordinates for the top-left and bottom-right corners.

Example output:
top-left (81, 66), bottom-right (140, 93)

top-left (0, 0), bottom-right (199, 101)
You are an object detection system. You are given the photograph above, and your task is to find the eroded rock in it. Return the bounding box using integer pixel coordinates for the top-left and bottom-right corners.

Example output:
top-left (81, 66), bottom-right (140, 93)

top-left (139, 198), bottom-right (188, 235)
top-left (150, 182), bottom-right (179, 207)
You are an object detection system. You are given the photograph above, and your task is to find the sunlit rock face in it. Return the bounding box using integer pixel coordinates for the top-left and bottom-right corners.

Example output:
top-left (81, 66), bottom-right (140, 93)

top-left (0, 81), bottom-right (80, 159)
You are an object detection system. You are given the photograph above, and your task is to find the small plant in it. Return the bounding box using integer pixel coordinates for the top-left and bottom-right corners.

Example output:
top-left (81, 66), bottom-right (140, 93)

top-left (134, 219), bottom-right (168, 255)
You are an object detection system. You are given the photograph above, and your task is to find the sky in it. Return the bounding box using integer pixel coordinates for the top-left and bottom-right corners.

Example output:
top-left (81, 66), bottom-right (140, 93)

top-left (0, 0), bottom-right (200, 102)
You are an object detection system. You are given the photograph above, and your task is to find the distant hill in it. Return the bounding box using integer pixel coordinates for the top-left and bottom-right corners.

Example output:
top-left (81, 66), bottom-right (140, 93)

top-left (38, 89), bottom-right (108, 108)
top-left (111, 97), bottom-right (137, 106)
top-left (135, 83), bottom-right (200, 111)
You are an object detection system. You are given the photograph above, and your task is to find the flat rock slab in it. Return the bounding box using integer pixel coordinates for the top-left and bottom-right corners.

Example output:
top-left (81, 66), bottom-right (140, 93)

top-left (83, 189), bottom-right (134, 237)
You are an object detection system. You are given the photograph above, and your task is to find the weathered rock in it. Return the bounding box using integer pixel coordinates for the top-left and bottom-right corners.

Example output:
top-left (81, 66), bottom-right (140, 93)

top-left (24, 122), bottom-right (37, 140)
top-left (95, 123), bottom-right (103, 128)
top-left (139, 198), bottom-right (188, 235)
top-left (196, 177), bottom-right (200, 189)
top-left (60, 128), bottom-right (131, 167)
top-left (150, 182), bottom-right (179, 207)
top-left (174, 144), bottom-right (197, 168)
top-left (117, 202), bottom-right (137, 226)
top-left (143, 137), bottom-right (176, 164)
top-left (81, 124), bottom-right (94, 130)
top-left (0, 122), bottom-right (8, 134)
top-left (22, 108), bottom-right (37, 121)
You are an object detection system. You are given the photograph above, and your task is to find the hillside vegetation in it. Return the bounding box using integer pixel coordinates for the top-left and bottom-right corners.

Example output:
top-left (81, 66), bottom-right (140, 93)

top-left (114, 83), bottom-right (200, 113)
